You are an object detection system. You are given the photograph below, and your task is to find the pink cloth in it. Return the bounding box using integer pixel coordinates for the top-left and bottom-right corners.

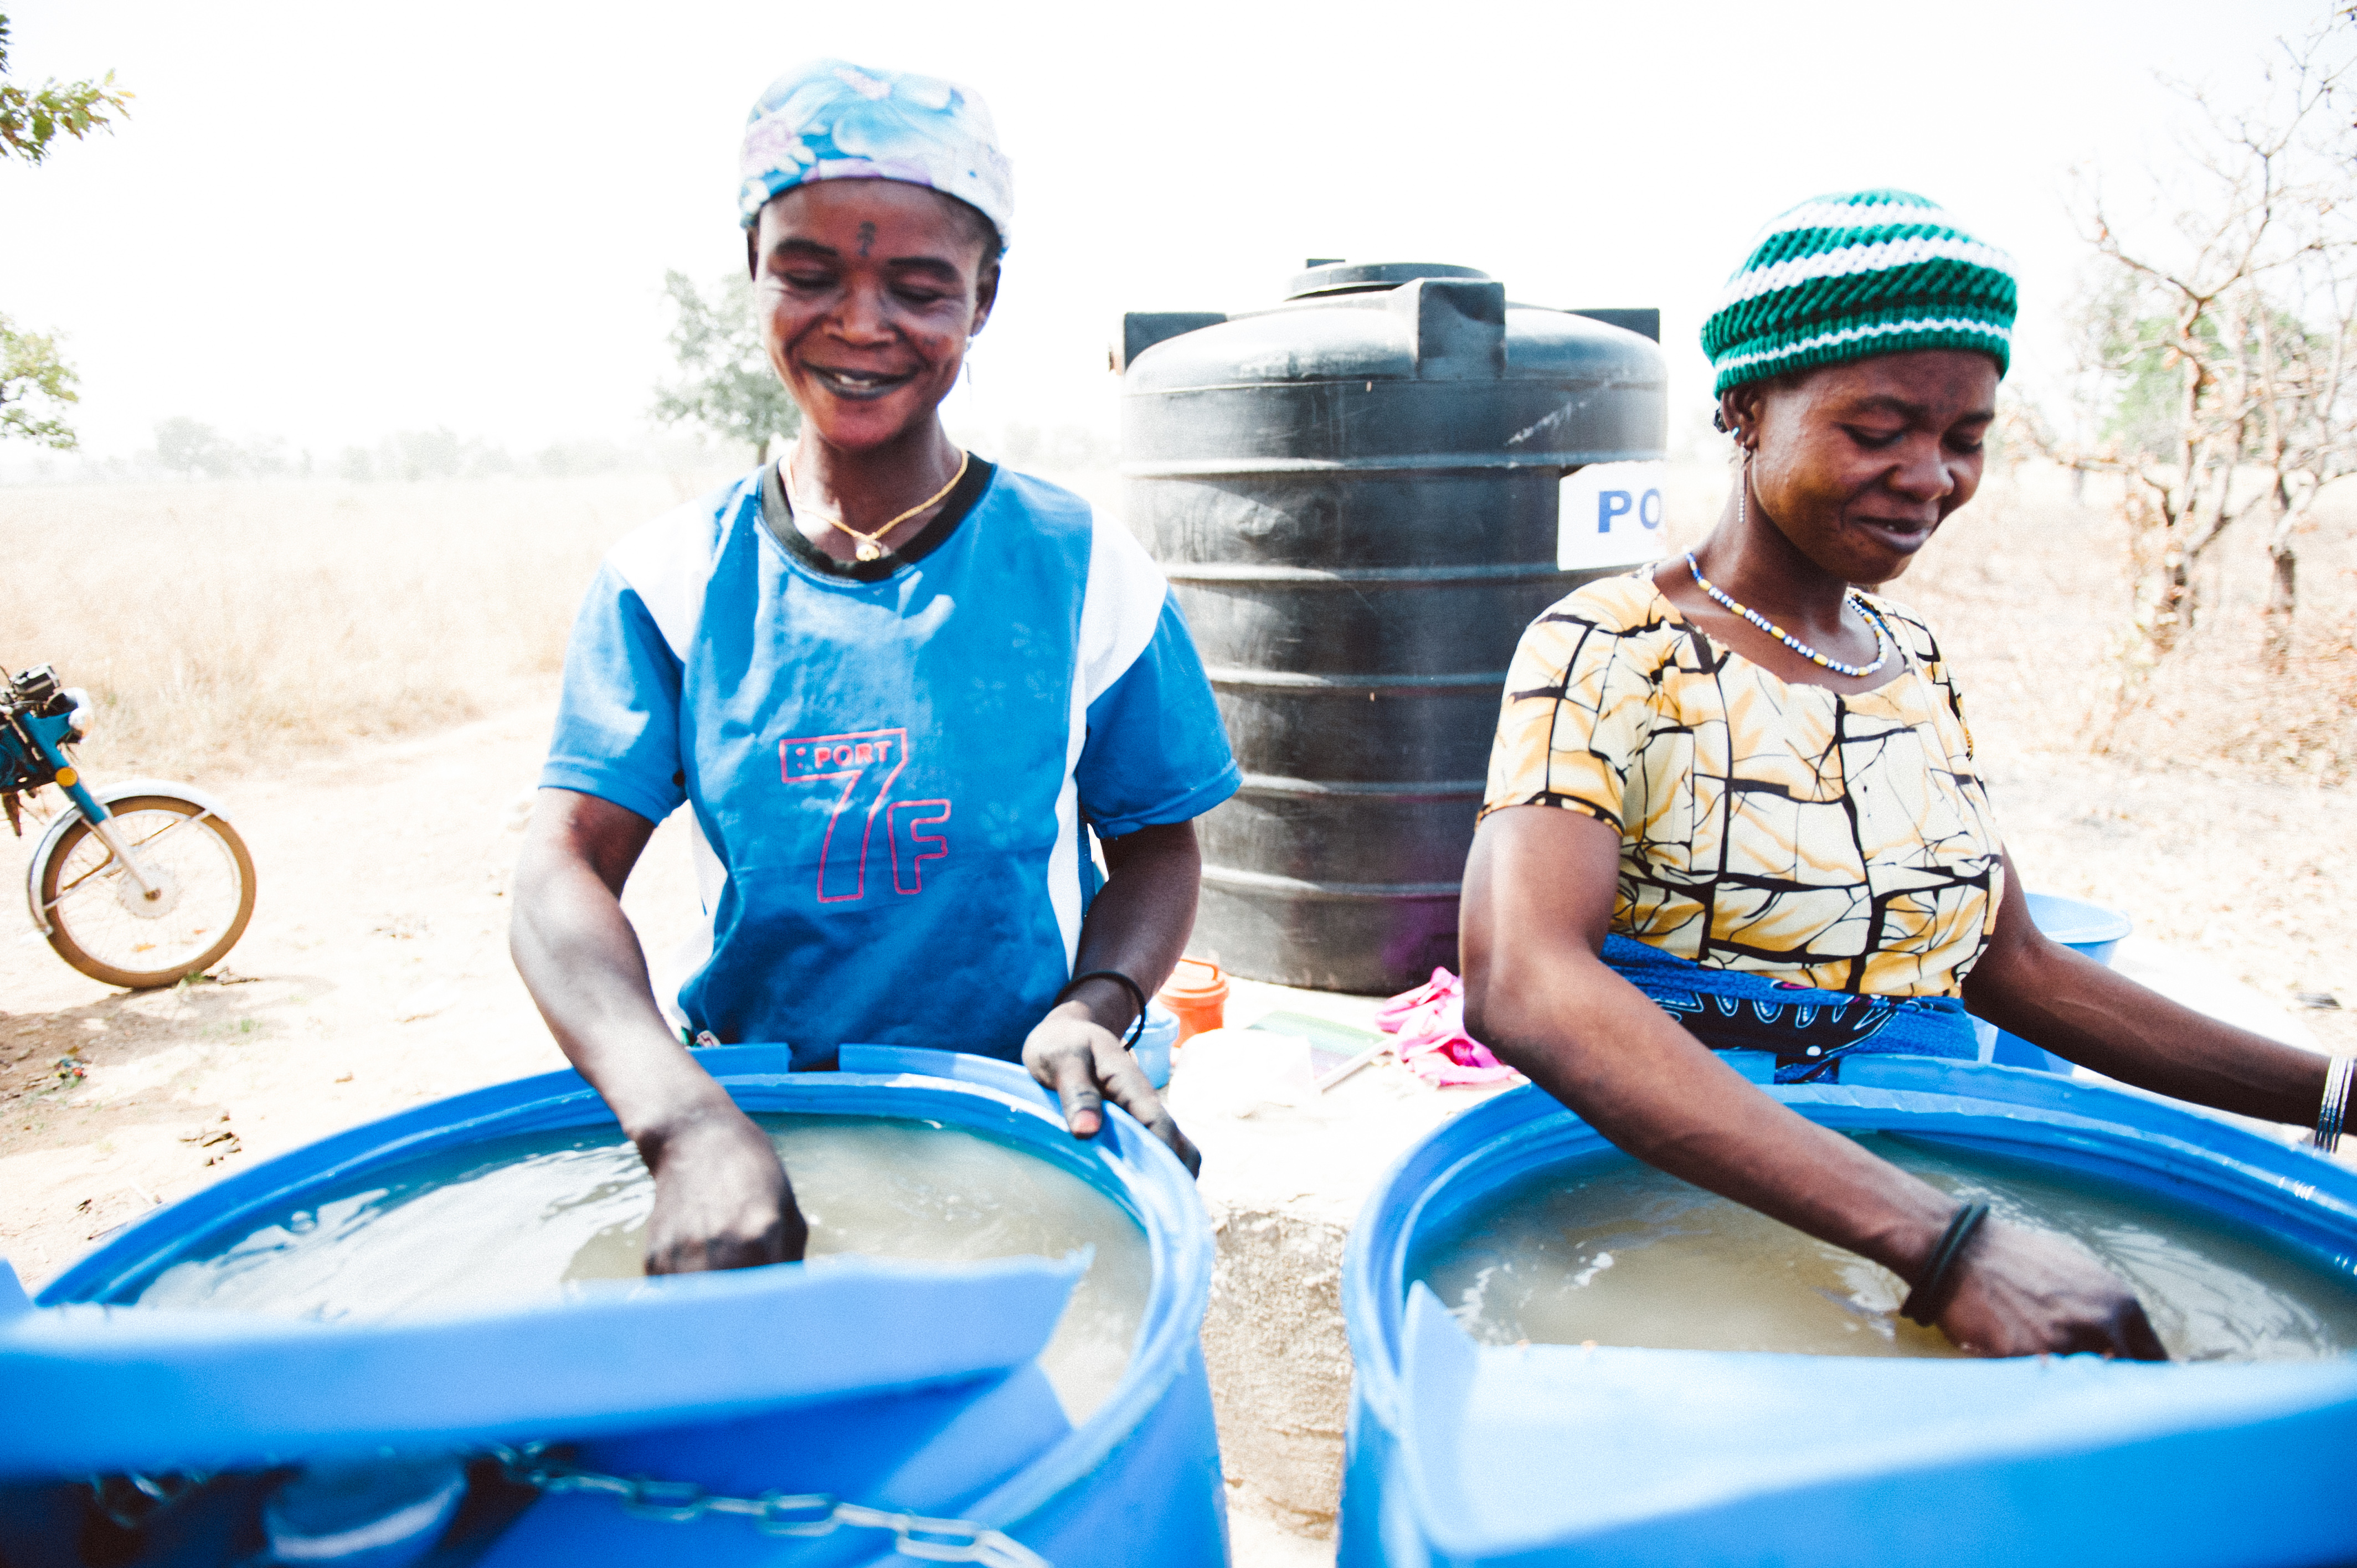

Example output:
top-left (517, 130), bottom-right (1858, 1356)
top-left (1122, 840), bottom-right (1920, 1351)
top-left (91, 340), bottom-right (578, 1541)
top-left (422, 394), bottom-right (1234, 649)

top-left (1376, 967), bottom-right (1525, 1087)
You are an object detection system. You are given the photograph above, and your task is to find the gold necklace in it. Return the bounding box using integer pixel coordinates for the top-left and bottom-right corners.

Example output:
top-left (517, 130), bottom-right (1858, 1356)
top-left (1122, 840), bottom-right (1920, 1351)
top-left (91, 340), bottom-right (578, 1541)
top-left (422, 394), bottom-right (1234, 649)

top-left (783, 448), bottom-right (969, 563)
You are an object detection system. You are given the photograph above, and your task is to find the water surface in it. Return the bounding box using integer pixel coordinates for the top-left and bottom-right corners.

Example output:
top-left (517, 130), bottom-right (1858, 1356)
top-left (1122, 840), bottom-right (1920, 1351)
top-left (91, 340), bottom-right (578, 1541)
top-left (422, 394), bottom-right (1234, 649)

top-left (133, 1115), bottom-right (1150, 1420)
top-left (1413, 1134), bottom-right (2357, 1360)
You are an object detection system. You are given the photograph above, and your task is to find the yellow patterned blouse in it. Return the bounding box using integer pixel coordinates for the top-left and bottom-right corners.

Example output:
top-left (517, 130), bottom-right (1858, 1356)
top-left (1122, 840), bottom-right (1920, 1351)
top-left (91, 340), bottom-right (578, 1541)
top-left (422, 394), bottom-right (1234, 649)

top-left (1481, 572), bottom-right (2004, 998)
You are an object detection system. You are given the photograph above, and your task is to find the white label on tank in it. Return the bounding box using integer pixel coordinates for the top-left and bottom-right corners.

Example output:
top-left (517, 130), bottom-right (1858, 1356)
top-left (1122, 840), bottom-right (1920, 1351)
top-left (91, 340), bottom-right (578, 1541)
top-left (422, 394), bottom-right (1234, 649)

top-left (1558, 461), bottom-right (1669, 571)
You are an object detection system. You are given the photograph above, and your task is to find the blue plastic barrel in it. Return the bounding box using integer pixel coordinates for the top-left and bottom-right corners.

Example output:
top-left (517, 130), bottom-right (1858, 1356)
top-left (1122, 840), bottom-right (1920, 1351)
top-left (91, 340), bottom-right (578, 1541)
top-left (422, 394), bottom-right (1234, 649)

top-left (1978, 892), bottom-right (2135, 1073)
top-left (1, 1046), bottom-right (1224, 1567)
top-left (1340, 1058), bottom-right (2357, 1568)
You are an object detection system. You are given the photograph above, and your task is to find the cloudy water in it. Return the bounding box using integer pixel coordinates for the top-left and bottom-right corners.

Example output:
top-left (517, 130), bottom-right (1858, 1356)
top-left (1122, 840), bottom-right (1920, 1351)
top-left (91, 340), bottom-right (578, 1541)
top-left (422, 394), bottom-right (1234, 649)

top-left (132, 1115), bottom-right (1150, 1421)
top-left (1414, 1135), bottom-right (2357, 1360)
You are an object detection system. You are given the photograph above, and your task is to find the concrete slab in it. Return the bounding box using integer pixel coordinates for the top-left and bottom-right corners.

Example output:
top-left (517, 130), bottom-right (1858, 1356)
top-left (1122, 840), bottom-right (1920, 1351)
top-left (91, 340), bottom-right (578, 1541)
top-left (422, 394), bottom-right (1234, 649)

top-left (1170, 979), bottom-right (1516, 1543)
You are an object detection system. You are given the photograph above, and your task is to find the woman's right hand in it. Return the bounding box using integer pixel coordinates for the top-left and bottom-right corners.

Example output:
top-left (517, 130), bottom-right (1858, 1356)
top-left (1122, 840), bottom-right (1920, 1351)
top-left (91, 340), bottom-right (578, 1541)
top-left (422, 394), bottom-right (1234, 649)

top-left (1935, 1219), bottom-right (2168, 1360)
top-left (639, 1103), bottom-right (811, 1275)
top-left (510, 792), bottom-right (811, 1277)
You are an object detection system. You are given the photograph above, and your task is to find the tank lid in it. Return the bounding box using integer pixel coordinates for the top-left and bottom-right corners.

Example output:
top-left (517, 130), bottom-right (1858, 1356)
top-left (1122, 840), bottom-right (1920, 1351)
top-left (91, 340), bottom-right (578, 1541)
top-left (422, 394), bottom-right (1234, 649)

top-left (1283, 261), bottom-right (1491, 300)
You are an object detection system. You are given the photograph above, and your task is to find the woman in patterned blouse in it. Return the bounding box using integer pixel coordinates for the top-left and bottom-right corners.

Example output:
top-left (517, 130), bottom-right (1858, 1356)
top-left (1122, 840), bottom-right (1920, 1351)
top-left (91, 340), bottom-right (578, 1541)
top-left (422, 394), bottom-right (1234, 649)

top-left (1460, 190), bottom-right (2347, 1359)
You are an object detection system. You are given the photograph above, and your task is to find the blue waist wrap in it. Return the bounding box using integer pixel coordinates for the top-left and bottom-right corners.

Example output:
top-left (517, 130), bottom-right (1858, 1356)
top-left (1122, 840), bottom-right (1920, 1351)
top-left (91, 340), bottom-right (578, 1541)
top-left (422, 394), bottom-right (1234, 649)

top-left (1600, 933), bottom-right (1979, 1085)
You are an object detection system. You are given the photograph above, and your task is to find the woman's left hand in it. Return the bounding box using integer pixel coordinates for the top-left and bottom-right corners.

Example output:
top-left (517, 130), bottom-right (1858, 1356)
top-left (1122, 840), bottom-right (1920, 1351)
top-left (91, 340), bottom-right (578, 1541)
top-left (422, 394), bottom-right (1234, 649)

top-left (1933, 1217), bottom-right (2168, 1360)
top-left (1022, 820), bottom-right (1206, 1174)
top-left (1023, 999), bottom-right (1200, 1175)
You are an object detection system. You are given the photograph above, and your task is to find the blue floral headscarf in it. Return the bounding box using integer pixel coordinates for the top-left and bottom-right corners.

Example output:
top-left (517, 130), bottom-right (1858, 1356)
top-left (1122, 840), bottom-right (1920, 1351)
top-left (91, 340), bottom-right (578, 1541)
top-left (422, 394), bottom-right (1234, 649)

top-left (738, 59), bottom-right (1014, 251)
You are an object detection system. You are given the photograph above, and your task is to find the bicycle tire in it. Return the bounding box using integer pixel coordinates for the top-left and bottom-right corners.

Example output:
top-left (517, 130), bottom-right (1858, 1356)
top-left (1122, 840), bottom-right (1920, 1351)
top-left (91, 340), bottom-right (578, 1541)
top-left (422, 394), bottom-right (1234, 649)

top-left (37, 794), bottom-right (258, 990)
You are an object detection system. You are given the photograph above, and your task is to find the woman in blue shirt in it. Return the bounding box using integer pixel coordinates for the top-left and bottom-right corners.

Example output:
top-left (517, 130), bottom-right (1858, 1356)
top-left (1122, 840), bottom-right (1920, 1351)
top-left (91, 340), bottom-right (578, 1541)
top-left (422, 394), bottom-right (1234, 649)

top-left (512, 60), bottom-right (1239, 1275)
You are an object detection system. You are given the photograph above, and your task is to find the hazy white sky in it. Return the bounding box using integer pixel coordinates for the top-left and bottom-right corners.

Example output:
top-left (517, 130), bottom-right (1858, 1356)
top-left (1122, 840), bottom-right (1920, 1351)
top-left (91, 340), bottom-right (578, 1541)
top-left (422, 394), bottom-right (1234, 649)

top-left (0, 0), bottom-right (2329, 463)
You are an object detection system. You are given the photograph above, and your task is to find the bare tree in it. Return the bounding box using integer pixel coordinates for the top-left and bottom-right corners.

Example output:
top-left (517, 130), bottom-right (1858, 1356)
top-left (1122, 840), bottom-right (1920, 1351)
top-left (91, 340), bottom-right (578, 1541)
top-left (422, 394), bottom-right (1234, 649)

top-left (2047, 22), bottom-right (2357, 679)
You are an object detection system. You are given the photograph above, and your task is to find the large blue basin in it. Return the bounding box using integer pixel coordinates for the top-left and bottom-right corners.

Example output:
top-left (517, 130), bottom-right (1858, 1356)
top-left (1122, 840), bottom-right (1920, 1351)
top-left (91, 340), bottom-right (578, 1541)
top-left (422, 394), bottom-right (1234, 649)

top-left (2, 1045), bottom-right (1226, 1566)
top-left (1340, 1058), bottom-right (2357, 1567)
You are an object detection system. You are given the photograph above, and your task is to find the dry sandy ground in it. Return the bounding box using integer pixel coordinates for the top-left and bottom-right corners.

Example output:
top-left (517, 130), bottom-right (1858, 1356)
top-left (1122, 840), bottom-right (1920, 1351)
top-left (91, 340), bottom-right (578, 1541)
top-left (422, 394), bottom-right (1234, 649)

top-left (0, 706), bottom-right (689, 1281)
top-left (0, 700), bottom-right (2348, 1568)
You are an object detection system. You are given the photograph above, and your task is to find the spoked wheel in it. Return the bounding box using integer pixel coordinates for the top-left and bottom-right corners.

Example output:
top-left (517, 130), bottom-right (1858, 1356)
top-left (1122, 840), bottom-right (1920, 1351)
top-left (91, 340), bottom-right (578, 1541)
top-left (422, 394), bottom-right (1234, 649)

top-left (36, 795), bottom-right (257, 989)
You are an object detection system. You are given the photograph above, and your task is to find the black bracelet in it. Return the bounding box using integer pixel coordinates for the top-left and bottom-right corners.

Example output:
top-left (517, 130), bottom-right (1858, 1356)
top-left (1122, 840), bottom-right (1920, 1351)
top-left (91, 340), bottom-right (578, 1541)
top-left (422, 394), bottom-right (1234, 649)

top-left (1056, 969), bottom-right (1149, 1050)
top-left (1900, 1200), bottom-right (1990, 1327)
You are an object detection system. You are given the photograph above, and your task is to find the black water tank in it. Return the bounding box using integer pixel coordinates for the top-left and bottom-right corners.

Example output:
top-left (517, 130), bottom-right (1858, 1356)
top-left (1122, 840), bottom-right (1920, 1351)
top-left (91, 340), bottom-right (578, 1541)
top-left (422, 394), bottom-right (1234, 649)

top-left (1119, 261), bottom-right (1666, 994)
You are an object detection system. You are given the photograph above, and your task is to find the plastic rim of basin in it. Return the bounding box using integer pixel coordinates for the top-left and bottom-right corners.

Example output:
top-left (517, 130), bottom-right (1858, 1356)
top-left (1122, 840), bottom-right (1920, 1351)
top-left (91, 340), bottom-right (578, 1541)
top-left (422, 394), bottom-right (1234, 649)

top-left (2024, 890), bottom-right (2134, 952)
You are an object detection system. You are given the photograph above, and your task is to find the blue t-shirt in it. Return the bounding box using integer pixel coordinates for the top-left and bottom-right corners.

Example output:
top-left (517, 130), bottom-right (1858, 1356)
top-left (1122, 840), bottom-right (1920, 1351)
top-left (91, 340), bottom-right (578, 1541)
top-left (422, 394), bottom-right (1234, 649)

top-left (542, 461), bottom-right (1239, 1064)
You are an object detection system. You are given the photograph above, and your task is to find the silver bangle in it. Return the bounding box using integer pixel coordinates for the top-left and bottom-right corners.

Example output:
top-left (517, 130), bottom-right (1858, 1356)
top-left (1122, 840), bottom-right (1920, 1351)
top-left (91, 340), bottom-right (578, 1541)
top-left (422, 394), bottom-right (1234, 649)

top-left (2315, 1056), bottom-right (2354, 1156)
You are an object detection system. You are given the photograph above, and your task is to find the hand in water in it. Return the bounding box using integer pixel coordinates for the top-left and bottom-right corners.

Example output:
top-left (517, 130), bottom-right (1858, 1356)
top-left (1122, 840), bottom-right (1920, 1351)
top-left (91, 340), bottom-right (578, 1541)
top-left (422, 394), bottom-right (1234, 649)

top-left (1937, 1218), bottom-right (2168, 1359)
top-left (1024, 1007), bottom-right (1201, 1177)
top-left (640, 1105), bottom-right (812, 1275)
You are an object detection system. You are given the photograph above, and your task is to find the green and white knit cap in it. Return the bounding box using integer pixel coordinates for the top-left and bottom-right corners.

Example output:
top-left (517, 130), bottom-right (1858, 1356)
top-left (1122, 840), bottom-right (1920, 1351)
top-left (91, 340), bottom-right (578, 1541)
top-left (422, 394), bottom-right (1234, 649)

top-left (1701, 189), bottom-right (2016, 396)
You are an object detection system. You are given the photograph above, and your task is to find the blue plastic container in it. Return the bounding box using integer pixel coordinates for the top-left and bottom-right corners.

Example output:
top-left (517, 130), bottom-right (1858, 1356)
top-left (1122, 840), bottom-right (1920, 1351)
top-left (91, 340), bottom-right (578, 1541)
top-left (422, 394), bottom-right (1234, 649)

top-left (1135, 1002), bottom-right (1180, 1089)
top-left (1340, 1059), bottom-right (2357, 1568)
top-left (2, 1046), bottom-right (1225, 1566)
top-left (1978, 891), bottom-right (2135, 1073)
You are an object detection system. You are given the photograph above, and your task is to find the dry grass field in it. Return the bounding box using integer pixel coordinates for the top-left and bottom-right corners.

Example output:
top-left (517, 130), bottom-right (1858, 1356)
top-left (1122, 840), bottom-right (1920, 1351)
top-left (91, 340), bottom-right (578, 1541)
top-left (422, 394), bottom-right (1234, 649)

top-left (0, 467), bottom-right (738, 780)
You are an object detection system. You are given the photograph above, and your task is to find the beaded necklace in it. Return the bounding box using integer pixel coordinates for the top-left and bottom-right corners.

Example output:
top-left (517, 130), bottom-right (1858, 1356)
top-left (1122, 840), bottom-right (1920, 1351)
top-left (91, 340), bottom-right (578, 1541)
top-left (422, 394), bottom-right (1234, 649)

top-left (1685, 550), bottom-right (1892, 678)
top-left (1681, 455), bottom-right (1897, 678)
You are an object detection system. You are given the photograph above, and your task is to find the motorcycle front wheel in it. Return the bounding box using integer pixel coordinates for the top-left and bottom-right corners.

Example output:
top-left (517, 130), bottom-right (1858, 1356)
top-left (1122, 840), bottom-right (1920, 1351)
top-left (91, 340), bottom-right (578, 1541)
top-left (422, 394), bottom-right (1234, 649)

top-left (35, 795), bottom-right (258, 989)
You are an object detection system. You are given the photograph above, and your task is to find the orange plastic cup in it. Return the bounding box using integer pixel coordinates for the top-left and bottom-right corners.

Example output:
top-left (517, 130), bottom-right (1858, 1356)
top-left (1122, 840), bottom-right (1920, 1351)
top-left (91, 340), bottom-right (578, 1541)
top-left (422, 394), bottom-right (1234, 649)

top-left (1159, 958), bottom-right (1229, 1045)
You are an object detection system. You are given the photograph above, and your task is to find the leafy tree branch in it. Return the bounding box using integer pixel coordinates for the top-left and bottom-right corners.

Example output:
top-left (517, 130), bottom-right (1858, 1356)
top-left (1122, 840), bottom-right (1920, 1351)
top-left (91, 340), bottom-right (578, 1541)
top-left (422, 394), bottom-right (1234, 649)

top-left (0, 13), bottom-right (131, 166)
top-left (1, 314), bottom-right (79, 450)
top-left (1, 14), bottom-right (128, 451)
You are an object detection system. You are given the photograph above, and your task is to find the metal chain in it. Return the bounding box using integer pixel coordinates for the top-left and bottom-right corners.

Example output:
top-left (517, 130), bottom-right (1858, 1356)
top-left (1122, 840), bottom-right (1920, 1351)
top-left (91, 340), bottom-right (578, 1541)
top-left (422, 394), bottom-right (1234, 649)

top-left (487, 1445), bottom-right (1049, 1567)
top-left (85, 1471), bottom-right (214, 1534)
